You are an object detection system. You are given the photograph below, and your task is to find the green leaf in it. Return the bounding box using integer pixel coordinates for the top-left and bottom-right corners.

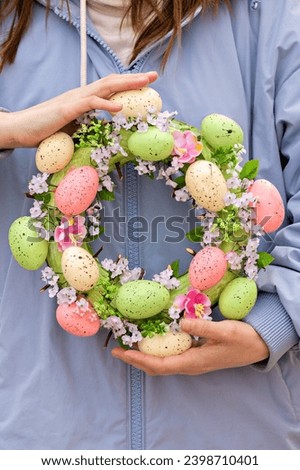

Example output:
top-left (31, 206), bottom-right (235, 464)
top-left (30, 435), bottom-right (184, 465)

top-left (257, 252), bottom-right (275, 269)
top-left (174, 175), bottom-right (186, 187)
top-left (240, 160), bottom-right (259, 180)
top-left (98, 189), bottom-right (115, 201)
top-left (185, 226), bottom-right (204, 242)
top-left (42, 192), bottom-right (52, 205)
top-left (170, 259), bottom-right (180, 278)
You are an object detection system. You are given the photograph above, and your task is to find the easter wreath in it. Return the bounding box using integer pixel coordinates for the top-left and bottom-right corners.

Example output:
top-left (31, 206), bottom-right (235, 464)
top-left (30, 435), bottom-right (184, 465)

top-left (8, 87), bottom-right (285, 357)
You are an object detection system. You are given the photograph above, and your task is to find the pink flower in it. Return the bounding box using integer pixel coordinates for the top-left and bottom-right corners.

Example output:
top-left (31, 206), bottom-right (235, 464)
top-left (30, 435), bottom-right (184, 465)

top-left (172, 130), bottom-right (203, 163)
top-left (174, 288), bottom-right (212, 320)
top-left (54, 215), bottom-right (87, 252)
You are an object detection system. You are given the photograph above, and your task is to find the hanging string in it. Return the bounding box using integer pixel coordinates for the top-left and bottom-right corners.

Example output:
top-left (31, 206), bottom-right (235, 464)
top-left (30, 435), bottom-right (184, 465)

top-left (80, 0), bottom-right (87, 87)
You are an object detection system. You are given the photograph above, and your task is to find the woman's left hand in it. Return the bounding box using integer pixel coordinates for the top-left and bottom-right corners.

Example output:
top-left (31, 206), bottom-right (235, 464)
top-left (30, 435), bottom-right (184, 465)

top-left (111, 318), bottom-right (269, 376)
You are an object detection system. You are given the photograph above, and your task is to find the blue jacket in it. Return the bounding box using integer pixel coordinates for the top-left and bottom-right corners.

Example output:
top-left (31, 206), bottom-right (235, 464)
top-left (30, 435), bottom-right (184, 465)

top-left (0, 0), bottom-right (300, 450)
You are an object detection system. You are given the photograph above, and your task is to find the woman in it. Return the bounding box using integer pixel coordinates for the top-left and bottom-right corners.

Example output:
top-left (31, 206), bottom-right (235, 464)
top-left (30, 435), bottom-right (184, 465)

top-left (0, 0), bottom-right (299, 450)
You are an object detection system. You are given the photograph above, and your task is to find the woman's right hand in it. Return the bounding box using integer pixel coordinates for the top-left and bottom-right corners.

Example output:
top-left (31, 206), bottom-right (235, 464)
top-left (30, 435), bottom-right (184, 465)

top-left (0, 71), bottom-right (158, 149)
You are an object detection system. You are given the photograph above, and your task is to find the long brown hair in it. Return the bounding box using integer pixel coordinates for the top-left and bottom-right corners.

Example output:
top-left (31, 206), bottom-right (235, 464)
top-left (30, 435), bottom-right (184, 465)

top-left (0, 0), bottom-right (231, 71)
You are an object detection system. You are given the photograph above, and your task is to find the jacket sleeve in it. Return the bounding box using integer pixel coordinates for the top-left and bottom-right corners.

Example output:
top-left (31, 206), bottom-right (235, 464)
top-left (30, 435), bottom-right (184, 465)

top-left (244, 1), bottom-right (300, 371)
top-left (0, 107), bottom-right (13, 159)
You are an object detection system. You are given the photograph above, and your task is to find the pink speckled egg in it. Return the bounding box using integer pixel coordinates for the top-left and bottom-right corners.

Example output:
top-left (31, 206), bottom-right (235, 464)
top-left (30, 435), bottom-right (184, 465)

top-left (56, 301), bottom-right (101, 337)
top-left (189, 246), bottom-right (227, 290)
top-left (249, 179), bottom-right (285, 233)
top-left (54, 166), bottom-right (99, 216)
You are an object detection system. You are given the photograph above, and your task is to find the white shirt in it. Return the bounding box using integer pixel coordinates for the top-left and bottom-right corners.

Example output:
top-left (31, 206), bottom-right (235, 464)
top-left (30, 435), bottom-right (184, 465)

top-left (87, 0), bottom-right (135, 66)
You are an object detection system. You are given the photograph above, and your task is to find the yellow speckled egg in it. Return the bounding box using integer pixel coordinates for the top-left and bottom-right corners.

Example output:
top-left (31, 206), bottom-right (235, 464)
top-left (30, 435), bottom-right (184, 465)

top-left (61, 246), bottom-right (100, 292)
top-left (109, 87), bottom-right (162, 119)
top-left (54, 166), bottom-right (99, 216)
top-left (35, 132), bottom-right (74, 174)
top-left (138, 331), bottom-right (192, 357)
top-left (185, 160), bottom-right (227, 211)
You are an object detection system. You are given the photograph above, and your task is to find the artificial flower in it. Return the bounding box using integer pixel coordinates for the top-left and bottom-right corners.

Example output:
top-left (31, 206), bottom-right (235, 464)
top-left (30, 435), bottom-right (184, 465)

top-left (28, 172), bottom-right (49, 195)
top-left (56, 287), bottom-right (77, 305)
top-left (152, 267), bottom-right (180, 290)
top-left (174, 288), bottom-right (212, 320)
top-left (54, 216), bottom-right (87, 252)
top-left (172, 130), bottom-right (203, 163)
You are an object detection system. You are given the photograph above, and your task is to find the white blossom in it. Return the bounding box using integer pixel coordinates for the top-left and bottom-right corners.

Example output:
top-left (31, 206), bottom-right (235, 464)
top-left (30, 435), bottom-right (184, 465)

top-left (152, 267), bottom-right (180, 290)
top-left (29, 200), bottom-right (47, 219)
top-left (57, 287), bottom-right (77, 305)
top-left (135, 159), bottom-right (156, 175)
top-left (28, 172), bottom-right (49, 195)
top-left (120, 267), bottom-right (142, 284)
top-left (174, 187), bottom-right (191, 202)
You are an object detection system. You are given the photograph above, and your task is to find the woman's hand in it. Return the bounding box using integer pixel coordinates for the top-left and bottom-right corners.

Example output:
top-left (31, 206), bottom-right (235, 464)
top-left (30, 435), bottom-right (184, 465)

top-left (111, 319), bottom-right (269, 376)
top-left (0, 71), bottom-right (158, 149)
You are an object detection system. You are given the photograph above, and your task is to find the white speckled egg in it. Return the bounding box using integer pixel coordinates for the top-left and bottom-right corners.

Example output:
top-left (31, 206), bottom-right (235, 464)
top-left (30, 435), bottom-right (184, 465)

top-left (109, 87), bottom-right (162, 119)
top-left (35, 132), bottom-right (74, 173)
top-left (138, 331), bottom-right (192, 357)
top-left (61, 246), bottom-right (100, 292)
top-left (54, 166), bottom-right (99, 216)
top-left (185, 160), bottom-right (227, 211)
top-left (249, 179), bottom-right (285, 233)
top-left (189, 246), bottom-right (227, 290)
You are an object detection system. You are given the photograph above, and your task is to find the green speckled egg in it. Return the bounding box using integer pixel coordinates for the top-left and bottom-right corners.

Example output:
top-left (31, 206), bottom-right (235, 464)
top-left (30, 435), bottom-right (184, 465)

top-left (128, 127), bottom-right (174, 161)
top-left (115, 280), bottom-right (170, 319)
top-left (9, 216), bottom-right (49, 270)
top-left (219, 277), bottom-right (257, 320)
top-left (201, 113), bottom-right (244, 149)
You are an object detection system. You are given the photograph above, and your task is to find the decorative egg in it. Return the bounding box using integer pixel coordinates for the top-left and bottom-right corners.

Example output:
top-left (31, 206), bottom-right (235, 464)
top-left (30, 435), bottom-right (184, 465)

top-left (54, 166), bottom-right (98, 216)
top-left (189, 246), bottom-right (227, 290)
top-left (61, 246), bottom-right (100, 291)
top-left (185, 160), bottom-right (227, 211)
top-left (128, 127), bottom-right (174, 161)
top-left (138, 331), bottom-right (192, 357)
top-left (109, 87), bottom-right (162, 119)
top-left (8, 216), bottom-right (48, 270)
top-left (35, 132), bottom-right (74, 173)
top-left (219, 277), bottom-right (258, 320)
top-left (201, 113), bottom-right (244, 148)
top-left (115, 280), bottom-right (170, 320)
top-left (249, 179), bottom-right (285, 233)
top-left (56, 301), bottom-right (101, 337)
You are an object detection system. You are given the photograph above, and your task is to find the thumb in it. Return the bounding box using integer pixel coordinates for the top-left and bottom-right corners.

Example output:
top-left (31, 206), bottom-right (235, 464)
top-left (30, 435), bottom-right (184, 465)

top-left (181, 318), bottom-right (226, 340)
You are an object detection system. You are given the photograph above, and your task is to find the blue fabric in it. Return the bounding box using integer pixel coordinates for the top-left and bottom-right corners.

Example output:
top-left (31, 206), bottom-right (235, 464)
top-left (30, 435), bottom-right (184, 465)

top-left (0, 108), bottom-right (12, 159)
top-left (0, 0), bottom-right (300, 450)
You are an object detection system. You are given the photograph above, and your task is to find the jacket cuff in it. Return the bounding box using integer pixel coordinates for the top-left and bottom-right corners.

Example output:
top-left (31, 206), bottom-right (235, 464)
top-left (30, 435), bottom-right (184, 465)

top-left (243, 292), bottom-right (299, 371)
top-left (0, 108), bottom-right (13, 158)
